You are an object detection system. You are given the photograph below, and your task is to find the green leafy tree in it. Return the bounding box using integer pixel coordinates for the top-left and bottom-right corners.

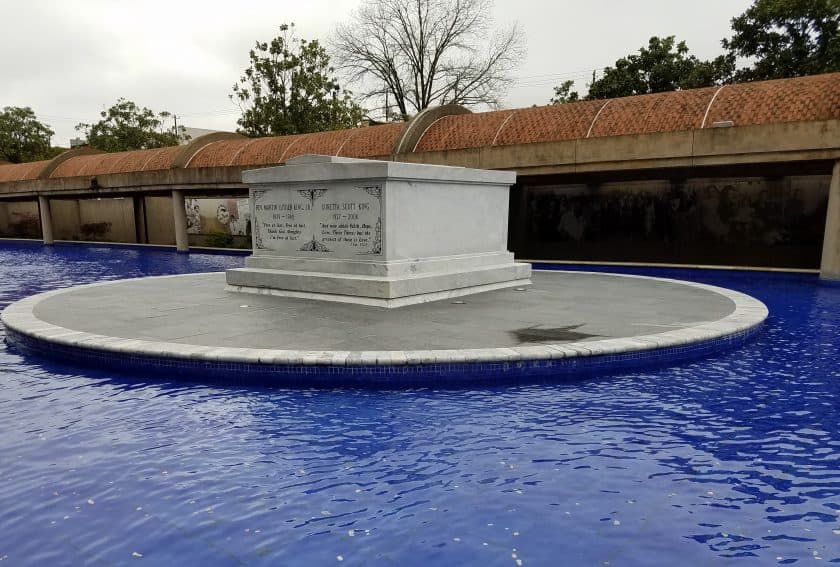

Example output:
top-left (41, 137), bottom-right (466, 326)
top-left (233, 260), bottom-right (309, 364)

top-left (550, 80), bottom-right (580, 104)
top-left (0, 106), bottom-right (55, 163)
top-left (723, 0), bottom-right (840, 81)
top-left (588, 36), bottom-right (735, 99)
top-left (553, 36), bottom-right (735, 102)
top-left (231, 24), bottom-right (364, 137)
top-left (76, 98), bottom-right (187, 152)
top-left (48, 146), bottom-right (68, 158)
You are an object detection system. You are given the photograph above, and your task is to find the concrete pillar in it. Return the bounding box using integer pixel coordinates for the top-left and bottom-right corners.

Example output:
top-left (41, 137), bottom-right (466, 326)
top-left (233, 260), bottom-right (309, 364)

top-left (133, 196), bottom-right (147, 244)
top-left (0, 203), bottom-right (9, 235)
top-left (171, 189), bottom-right (189, 252)
top-left (37, 195), bottom-right (54, 245)
top-left (820, 161), bottom-right (840, 281)
top-left (511, 184), bottom-right (528, 256)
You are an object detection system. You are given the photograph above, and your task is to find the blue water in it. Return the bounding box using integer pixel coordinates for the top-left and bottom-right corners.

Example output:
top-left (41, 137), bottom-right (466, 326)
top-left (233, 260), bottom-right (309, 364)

top-left (0, 242), bottom-right (837, 566)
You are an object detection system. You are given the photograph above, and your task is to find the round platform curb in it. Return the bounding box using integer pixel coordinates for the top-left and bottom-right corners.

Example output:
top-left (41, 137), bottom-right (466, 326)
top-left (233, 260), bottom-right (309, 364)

top-left (1, 271), bottom-right (768, 385)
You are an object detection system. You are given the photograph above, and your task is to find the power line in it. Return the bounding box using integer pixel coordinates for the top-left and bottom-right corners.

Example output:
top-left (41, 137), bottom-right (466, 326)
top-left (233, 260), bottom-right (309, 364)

top-left (511, 65), bottom-right (607, 82)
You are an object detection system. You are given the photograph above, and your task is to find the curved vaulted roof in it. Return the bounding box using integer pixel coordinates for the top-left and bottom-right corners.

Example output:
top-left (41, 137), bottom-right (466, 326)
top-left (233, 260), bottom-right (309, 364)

top-left (1, 73), bottom-right (837, 183)
top-left (0, 160), bottom-right (51, 183)
top-left (413, 73), bottom-right (839, 151)
top-left (47, 146), bottom-right (183, 178)
top-left (185, 122), bottom-right (405, 169)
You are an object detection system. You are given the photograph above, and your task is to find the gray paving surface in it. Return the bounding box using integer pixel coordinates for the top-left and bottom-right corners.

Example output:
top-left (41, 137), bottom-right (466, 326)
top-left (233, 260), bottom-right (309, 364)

top-left (32, 271), bottom-right (736, 351)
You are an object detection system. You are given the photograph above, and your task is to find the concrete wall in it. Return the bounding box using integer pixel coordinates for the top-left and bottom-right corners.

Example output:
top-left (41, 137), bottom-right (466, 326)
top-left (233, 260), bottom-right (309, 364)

top-left (0, 172), bottom-right (832, 269)
top-left (144, 196), bottom-right (176, 245)
top-left (51, 199), bottom-right (82, 240)
top-left (48, 198), bottom-right (137, 242)
top-left (0, 201), bottom-right (40, 238)
top-left (77, 198), bottom-right (136, 242)
top-left (515, 174), bottom-right (831, 268)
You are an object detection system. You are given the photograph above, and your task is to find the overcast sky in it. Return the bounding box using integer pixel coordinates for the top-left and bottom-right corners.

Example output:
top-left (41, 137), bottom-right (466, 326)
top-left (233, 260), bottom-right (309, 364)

top-left (2, 0), bottom-right (753, 146)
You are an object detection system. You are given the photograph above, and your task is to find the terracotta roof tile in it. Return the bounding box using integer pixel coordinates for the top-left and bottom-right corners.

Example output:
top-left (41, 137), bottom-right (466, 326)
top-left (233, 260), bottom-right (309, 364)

top-left (49, 147), bottom-right (181, 178)
top-left (226, 137), bottom-right (294, 166)
top-left (589, 87), bottom-right (718, 137)
top-left (0, 160), bottom-right (50, 182)
top-left (137, 146), bottom-right (182, 171)
top-left (705, 73), bottom-right (840, 127)
top-left (493, 100), bottom-right (606, 145)
top-left (186, 139), bottom-right (251, 168)
top-left (408, 72), bottom-right (840, 150)
top-left (49, 153), bottom-right (108, 178)
top-left (414, 110), bottom-right (515, 152)
top-left (185, 124), bottom-right (406, 168)
top-left (281, 130), bottom-right (353, 161)
top-left (338, 123), bottom-right (406, 157)
top-left (2, 73), bottom-right (835, 182)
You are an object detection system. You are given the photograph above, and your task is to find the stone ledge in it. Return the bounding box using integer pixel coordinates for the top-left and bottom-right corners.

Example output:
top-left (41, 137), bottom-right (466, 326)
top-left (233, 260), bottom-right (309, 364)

top-left (225, 262), bottom-right (532, 301)
top-left (1, 270), bottom-right (768, 373)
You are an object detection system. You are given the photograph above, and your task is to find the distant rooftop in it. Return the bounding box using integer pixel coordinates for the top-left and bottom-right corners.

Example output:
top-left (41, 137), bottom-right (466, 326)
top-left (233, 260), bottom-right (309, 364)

top-left (182, 126), bottom-right (229, 144)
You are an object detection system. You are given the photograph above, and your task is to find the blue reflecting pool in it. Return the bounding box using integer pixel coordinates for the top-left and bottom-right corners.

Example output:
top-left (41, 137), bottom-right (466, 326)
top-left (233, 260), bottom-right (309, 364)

top-left (0, 242), bottom-right (838, 566)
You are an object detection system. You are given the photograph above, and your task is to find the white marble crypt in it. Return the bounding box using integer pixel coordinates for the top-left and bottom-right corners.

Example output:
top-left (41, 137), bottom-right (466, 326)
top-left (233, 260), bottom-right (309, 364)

top-left (225, 155), bottom-right (532, 307)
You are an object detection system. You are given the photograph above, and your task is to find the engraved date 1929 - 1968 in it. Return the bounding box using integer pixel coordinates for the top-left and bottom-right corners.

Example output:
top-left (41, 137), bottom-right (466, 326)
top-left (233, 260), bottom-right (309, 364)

top-left (254, 186), bottom-right (381, 254)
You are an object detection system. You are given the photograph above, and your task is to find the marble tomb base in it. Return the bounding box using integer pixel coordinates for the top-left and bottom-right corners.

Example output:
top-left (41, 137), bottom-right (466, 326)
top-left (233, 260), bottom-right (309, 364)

top-left (2, 269), bottom-right (767, 385)
top-left (226, 155), bottom-right (531, 307)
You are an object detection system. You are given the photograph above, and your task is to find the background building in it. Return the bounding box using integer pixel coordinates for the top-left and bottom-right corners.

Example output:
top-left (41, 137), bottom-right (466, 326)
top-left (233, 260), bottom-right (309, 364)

top-left (1, 73), bottom-right (838, 277)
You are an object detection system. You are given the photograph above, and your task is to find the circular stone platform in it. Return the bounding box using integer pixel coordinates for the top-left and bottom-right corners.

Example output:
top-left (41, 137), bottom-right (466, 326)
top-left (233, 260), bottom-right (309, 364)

top-left (1, 270), bottom-right (768, 386)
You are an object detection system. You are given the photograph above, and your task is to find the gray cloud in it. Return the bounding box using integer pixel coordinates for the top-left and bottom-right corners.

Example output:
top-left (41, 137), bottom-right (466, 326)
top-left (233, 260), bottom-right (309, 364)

top-left (1, 0), bottom-right (752, 146)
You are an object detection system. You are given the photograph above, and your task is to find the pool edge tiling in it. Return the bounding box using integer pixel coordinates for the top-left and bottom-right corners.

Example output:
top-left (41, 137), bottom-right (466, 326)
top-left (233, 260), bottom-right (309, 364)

top-left (0, 270), bottom-right (769, 386)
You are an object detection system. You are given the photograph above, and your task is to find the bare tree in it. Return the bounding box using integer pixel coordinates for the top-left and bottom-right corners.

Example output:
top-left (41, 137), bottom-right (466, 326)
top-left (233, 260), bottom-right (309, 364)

top-left (331, 0), bottom-right (524, 120)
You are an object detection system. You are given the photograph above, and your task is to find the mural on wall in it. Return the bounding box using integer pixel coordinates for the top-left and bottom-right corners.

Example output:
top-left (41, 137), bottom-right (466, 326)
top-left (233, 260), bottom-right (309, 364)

top-left (518, 175), bottom-right (830, 268)
top-left (185, 198), bottom-right (251, 236)
top-left (185, 198), bottom-right (201, 234)
top-left (0, 209), bottom-right (40, 239)
top-left (80, 222), bottom-right (112, 240)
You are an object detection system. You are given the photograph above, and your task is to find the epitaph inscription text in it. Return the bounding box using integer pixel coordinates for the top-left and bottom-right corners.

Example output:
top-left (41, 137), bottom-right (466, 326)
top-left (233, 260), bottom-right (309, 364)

top-left (252, 184), bottom-right (382, 256)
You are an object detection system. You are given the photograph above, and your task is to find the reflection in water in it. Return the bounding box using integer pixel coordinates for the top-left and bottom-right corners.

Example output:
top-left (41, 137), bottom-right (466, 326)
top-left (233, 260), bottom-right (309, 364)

top-left (0, 242), bottom-right (837, 565)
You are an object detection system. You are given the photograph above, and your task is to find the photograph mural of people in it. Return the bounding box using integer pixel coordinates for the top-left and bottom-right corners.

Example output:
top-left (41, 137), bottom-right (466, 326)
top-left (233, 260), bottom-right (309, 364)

top-left (185, 198), bottom-right (202, 234)
top-left (184, 197), bottom-right (251, 247)
top-left (517, 175), bottom-right (831, 269)
top-left (215, 200), bottom-right (250, 236)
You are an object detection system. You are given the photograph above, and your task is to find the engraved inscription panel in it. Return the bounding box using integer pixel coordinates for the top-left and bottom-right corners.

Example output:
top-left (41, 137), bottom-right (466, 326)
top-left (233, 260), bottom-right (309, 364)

top-left (252, 184), bottom-right (382, 256)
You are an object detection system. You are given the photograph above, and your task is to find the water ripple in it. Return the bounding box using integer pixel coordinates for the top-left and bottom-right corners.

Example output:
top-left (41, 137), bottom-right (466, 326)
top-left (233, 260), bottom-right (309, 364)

top-left (0, 243), bottom-right (838, 565)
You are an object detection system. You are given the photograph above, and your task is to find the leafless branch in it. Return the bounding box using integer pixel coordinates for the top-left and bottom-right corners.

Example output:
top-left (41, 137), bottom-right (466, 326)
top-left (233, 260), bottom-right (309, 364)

top-left (331, 0), bottom-right (525, 120)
